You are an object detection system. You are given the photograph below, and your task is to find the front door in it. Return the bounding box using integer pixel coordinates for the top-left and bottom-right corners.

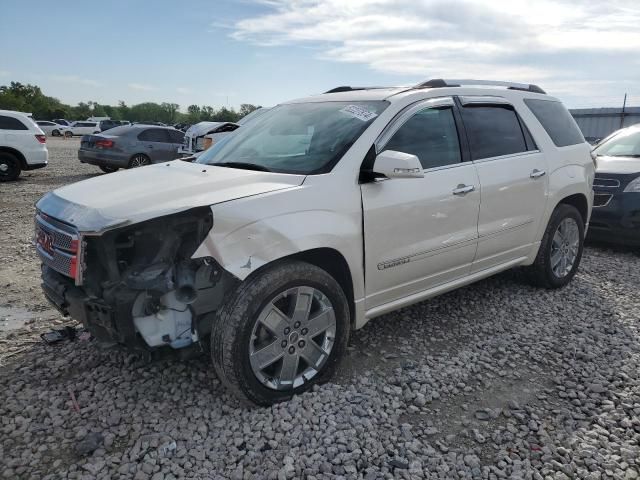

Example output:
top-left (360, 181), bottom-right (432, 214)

top-left (361, 98), bottom-right (481, 309)
top-left (456, 98), bottom-right (549, 272)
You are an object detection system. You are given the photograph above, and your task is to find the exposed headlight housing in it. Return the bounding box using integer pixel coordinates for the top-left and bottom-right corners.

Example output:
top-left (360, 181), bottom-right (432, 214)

top-left (623, 176), bottom-right (640, 193)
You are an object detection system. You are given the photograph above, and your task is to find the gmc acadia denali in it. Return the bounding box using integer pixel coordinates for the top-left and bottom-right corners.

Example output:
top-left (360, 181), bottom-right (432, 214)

top-left (34, 79), bottom-right (594, 405)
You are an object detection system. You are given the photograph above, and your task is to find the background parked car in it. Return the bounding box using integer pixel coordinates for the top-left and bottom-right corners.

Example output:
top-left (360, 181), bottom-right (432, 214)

top-left (99, 119), bottom-right (120, 132)
top-left (78, 125), bottom-right (184, 173)
top-left (178, 121), bottom-right (239, 156)
top-left (53, 118), bottom-right (71, 127)
top-left (0, 109), bottom-right (48, 181)
top-left (36, 120), bottom-right (72, 137)
top-left (68, 121), bottom-right (101, 136)
top-left (589, 124), bottom-right (640, 247)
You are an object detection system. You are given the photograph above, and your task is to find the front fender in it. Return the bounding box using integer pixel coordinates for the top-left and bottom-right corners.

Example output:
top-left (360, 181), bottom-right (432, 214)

top-left (193, 198), bottom-right (364, 301)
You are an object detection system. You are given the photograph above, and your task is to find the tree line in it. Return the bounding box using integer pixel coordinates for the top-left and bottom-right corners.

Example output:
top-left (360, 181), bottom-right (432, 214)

top-left (0, 82), bottom-right (260, 124)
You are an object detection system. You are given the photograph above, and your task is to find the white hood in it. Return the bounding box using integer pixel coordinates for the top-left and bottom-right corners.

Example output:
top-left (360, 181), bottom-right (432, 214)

top-left (37, 160), bottom-right (304, 232)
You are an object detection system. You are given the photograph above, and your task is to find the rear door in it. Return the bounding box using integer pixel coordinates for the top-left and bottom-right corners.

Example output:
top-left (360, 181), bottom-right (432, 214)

top-left (166, 129), bottom-right (185, 159)
top-left (137, 128), bottom-right (178, 162)
top-left (457, 97), bottom-right (548, 272)
top-left (361, 97), bottom-right (481, 308)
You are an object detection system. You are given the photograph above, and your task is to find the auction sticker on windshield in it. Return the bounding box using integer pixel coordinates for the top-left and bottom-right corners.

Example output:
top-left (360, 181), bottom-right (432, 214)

top-left (340, 105), bottom-right (378, 122)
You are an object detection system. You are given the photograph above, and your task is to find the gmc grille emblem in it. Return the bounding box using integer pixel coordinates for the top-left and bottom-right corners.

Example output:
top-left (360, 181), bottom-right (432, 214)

top-left (37, 229), bottom-right (55, 256)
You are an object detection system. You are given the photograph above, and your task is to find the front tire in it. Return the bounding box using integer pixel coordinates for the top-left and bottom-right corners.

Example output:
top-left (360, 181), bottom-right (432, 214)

top-left (211, 260), bottom-right (350, 406)
top-left (0, 152), bottom-right (21, 182)
top-left (526, 204), bottom-right (584, 288)
top-left (52, 129), bottom-right (60, 137)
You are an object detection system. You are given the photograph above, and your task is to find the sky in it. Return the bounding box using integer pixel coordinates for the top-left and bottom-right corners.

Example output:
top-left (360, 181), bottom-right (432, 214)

top-left (1, 0), bottom-right (639, 110)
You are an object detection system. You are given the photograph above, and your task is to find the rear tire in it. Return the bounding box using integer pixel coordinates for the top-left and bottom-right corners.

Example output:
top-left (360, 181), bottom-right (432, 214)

top-left (99, 166), bottom-right (118, 173)
top-left (526, 204), bottom-right (584, 288)
top-left (128, 154), bottom-right (151, 168)
top-left (0, 152), bottom-right (21, 182)
top-left (52, 129), bottom-right (60, 137)
top-left (211, 260), bottom-right (350, 406)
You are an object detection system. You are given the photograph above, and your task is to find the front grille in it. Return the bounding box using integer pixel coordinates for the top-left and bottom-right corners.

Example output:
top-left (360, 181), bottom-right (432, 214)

top-left (593, 177), bottom-right (620, 189)
top-left (593, 193), bottom-right (613, 207)
top-left (35, 213), bottom-right (83, 284)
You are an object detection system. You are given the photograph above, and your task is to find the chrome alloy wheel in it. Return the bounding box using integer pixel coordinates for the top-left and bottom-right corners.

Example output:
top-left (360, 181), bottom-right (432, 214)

top-left (130, 155), bottom-right (150, 167)
top-left (551, 217), bottom-right (580, 278)
top-left (0, 162), bottom-right (8, 173)
top-left (249, 286), bottom-right (337, 391)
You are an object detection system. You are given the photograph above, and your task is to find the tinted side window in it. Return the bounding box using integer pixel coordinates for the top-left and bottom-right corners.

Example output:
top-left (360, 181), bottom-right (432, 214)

top-left (524, 99), bottom-right (584, 147)
top-left (383, 107), bottom-right (461, 169)
top-left (167, 130), bottom-right (185, 143)
top-left (461, 105), bottom-right (527, 160)
top-left (138, 128), bottom-right (170, 142)
top-left (0, 115), bottom-right (28, 130)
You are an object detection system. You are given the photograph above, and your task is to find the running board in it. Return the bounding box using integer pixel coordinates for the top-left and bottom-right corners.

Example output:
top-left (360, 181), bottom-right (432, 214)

top-left (365, 257), bottom-right (527, 320)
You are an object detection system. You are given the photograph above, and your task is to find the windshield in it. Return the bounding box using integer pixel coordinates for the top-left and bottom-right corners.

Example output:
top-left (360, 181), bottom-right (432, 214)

top-left (593, 128), bottom-right (640, 157)
top-left (196, 101), bottom-right (388, 174)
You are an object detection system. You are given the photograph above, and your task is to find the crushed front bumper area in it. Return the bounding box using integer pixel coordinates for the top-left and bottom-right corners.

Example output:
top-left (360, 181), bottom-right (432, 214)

top-left (42, 265), bottom-right (141, 347)
top-left (36, 205), bottom-right (238, 352)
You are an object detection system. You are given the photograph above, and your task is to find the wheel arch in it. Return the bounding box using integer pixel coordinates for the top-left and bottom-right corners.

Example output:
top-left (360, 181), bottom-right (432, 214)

top-left (245, 248), bottom-right (356, 330)
top-left (557, 192), bottom-right (589, 226)
top-left (0, 146), bottom-right (27, 169)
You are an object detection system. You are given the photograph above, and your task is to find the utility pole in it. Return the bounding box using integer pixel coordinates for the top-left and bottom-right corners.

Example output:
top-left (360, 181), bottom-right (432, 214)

top-left (620, 93), bottom-right (627, 129)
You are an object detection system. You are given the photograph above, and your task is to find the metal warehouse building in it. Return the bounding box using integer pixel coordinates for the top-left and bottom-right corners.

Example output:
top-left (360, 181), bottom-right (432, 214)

top-left (570, 107), bottom-right (640, 142)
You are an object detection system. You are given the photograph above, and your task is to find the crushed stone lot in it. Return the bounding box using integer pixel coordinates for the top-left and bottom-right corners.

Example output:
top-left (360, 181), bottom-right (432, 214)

top-left (1, 137), bottom-right (640, 480)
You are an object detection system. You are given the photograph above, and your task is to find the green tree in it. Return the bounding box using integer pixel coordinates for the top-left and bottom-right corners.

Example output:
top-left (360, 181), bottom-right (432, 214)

top-left (161, 103), bottom-right (180, 123)
top-left (239, 104), bottom-right (259, 117)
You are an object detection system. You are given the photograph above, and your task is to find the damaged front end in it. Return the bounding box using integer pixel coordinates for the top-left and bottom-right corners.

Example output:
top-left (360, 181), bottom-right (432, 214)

top-left (35, 204), bottom-right (236, 352)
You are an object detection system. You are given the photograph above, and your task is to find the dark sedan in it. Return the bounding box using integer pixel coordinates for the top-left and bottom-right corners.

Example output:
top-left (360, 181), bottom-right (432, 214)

top-left (78, 125), bottom-right (184, 173)
top-left (589, 125), bottom-right (640, 246)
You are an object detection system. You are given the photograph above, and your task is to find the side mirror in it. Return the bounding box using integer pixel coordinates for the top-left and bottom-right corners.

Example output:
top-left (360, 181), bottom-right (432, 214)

top-left (373, 150), bottom-right (424, 179)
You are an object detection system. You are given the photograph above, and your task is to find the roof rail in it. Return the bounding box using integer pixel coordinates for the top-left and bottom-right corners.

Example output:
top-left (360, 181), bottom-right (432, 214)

top-left (324, 86), bottom-right (389, 94)
top-left (415, 79), bottom-right (546, 94)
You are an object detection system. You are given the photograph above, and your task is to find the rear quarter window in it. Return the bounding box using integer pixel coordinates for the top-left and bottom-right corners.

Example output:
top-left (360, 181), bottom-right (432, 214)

top-left (0, 115), bottom-right (29, 130)
top-left (524, 99), bottom-right (585, 147)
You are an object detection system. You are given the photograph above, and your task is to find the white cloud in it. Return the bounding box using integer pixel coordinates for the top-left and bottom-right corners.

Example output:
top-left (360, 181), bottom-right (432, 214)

top-left (0, 70), bottom-right (10, 77)
top-left (128, 83), bottom-right (157, 91)
top-left (50, 75), bottom-right (102, 87)
top-left (230, 0), bottom-right (640, 105)
top-left (176, 87), bottom-right (191, 94)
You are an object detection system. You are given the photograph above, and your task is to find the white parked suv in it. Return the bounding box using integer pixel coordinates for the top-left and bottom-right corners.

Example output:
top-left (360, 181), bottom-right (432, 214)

top-left (68, 121), bottom-right (101, 136)
top-left (34, 79), bottom-right (594, 404)
top-left (1, 109), bottom-right (48, 181)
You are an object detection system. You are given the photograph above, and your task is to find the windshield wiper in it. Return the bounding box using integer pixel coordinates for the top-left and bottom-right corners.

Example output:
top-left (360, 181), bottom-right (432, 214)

top-left (214, 162), bottom-right (272, 172)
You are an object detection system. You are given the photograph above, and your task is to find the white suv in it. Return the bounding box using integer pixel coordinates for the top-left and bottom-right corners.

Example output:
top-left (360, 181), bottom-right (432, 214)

top-left (34, 79), bottom-right (593, 404)
top-left (67, 121), bottom-right (101, 136)
top-left (1, 109), bottom-right (48, 181)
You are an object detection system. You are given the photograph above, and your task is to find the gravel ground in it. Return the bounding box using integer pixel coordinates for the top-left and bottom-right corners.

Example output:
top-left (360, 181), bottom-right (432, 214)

top-left (1, 138), bottom-right (640, 480)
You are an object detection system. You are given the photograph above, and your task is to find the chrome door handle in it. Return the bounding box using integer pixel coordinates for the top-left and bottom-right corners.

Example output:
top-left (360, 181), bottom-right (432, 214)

top-left (530, 169), bottom-right (546, 179)
top-left (452, 184), bottom-right (475, 195)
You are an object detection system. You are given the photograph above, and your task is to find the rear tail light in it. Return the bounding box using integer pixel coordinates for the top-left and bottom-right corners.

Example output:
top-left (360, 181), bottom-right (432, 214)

top-left (35, 134), bottom-right (46, 144)
top-left (95, 139), bottom-right (115, 149)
